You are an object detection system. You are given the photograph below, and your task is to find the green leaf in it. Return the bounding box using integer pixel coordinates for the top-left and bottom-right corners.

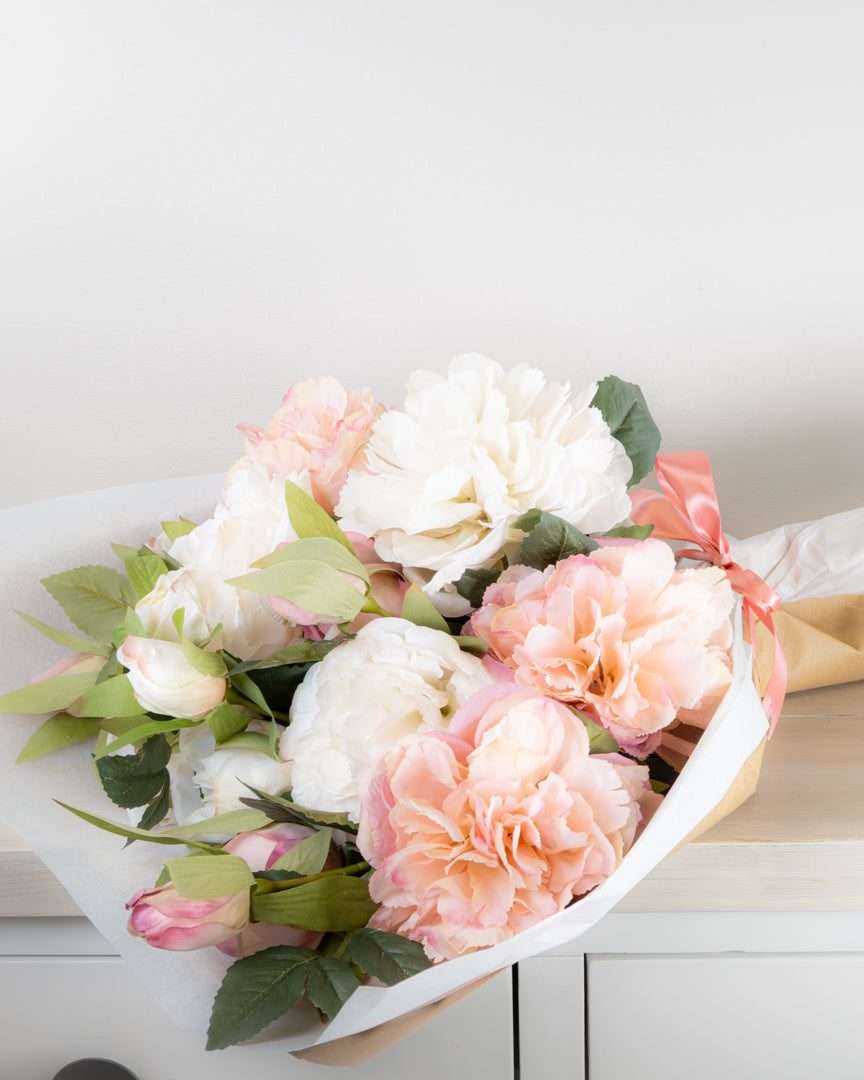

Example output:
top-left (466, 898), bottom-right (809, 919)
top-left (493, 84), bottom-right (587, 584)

top-left (284, 480), bottom-right (355, 553)
top-left (123, 553), bottom-right (169, 601)
top-left (651, 778), bottom-right (671, 794)
top-left (453, 567), bottom-right (502, 609)
top-left (452, 635), bottom-right (489, 656)
top-left (270, 828), bottom-right (332, 877)
top-left (180, 637), bottom-right (229, 678)
top-left (162, 808), bottom-right (274, 836)
top-left (92, 716), bottom-right (202, 760)
top-left (226, 561), bottom-right (366, 624)
top-left (15, 713), bottom-right (101, 763)
top-left (54, 801), bottom-right (221, 851)
top-left (206, 946), bottom-right (326, 1050)
top-left (206, 702), bottom-right (251, 743)
top-left (218, 731), bottom-right (279, 760)
top-left (250, 876), bottom-right (377, 932)
top-left (164, 854), bottom-right (255, 899)
top-left (239, 786), bottom-right (356, 833)
top-left (347, 927), bottom-right (432, 985)
top-left (69, 674), bottom-right (145, 718)
top-left (252, 537), bottom-right (369, 585)
top-left (603, 524), bottom-right (655, 540)
top-left (229, 672), bottom-right (273, 718)
top-left (305, 955), bottom-right (362, 1020)
top-left (0, 672), bottom-right (100, 715)
top-left (517, 511), bottom-right (598, 570)
top-left (575, 710), bottom-right (620, 755)
top-left (399, 584), bottom-right (450, 633)
top-left (94, 734), bottom-right (171, 809)
top-left (231, 639), bottom-right (337, 673)
top-left (136, 780), bottom-right (171, 832)
top-left (41, 565), bottom-right (137, 639)
top-left (590, 375), bottom-right (661, 486)
top-left (161, 518), bottom-right (197, 542)
top-left (13, 611), bottom-right (112, 657)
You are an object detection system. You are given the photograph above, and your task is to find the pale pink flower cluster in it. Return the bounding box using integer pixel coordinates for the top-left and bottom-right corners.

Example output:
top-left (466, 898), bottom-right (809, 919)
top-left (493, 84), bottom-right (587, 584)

top-left (471, 540), bottom-right (734, 755)
top-left (235, 376), bottom-right (382, 515)
top-left (357, 684), bottom-right (658, 961)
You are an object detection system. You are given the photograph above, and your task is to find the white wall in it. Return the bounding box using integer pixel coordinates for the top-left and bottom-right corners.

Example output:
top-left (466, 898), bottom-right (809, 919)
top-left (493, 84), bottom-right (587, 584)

top-left (2, 1), bottom-right (863, 537)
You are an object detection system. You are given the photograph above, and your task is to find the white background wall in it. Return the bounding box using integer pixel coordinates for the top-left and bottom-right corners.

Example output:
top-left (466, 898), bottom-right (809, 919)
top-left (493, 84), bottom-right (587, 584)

top-left (2, 2), bottom-right (863, 538)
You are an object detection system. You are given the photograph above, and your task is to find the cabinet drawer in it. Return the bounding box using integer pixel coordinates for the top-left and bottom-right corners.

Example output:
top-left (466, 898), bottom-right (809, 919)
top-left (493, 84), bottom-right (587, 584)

top-left (587, 952), bottom-right (864, 1080)
top-left (0, 956), bottom-right (513, 1080)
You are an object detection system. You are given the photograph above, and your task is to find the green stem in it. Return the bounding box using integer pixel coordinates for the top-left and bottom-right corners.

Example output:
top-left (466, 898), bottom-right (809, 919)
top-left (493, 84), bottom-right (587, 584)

top-left (254, 860), bottom-right (371, 894)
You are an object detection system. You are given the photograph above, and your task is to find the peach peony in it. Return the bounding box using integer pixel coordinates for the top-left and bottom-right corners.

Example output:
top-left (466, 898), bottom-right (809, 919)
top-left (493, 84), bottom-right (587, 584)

top-left (471, 540), bottom-right (734, 747)
top-left (235, 376), bottom-right (382, 515)
top-left (357, 684), bottom-right (656, 961)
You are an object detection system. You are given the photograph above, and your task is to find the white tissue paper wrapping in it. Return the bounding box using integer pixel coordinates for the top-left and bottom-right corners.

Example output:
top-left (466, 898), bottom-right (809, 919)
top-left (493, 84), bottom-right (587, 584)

top-left (0, 480), bottom-right (860, 1051)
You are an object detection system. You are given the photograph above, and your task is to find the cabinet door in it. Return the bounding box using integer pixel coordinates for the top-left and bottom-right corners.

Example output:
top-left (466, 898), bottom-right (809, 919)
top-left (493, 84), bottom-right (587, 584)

top-left (1, 956), bottom-right (513, 1080)
top-left (587, 952), bottom-right (864, 1080)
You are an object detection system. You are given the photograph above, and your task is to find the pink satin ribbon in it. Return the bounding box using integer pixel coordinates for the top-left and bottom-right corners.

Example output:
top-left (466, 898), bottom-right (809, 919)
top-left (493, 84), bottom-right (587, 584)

top-left (629, 451), bottom-right (787, 733)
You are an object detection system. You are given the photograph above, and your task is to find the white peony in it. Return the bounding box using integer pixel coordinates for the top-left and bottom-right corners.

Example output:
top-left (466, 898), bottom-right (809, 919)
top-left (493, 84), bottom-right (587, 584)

top-left (279, 617), bottom-right (495, 822)
top-left (161, 463), bottom-right (304, 660)
top-left (336, 354), bottom-right (632, 616)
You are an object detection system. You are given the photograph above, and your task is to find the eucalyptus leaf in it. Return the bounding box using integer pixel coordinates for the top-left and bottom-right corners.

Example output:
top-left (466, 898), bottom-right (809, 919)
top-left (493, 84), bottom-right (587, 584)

top-left (15, 713), bottom-right (101, 763)
top-left (270, 828), bottom-right (332, 876)
top-left (164, 854), bottom-right (255, 899)
top-left (0, 672), bottom-right (100, 715)
top-left (399, 584), bottom-right (450, 633)
top-left (41, 565), bottom-right (136, 639)
top-left (226, 561), bottom-right (366, 623)
top-left (250, 875), bottom-right (377, 931)
top-left (13, 610), bottom-right (112, 657)
top-left (69, 674), bottom-right (144, 718)
top-left (284, 479), bottom-right (356, 553)
top-left (252, 537), bottom-right (369, 585)
top-left (55, 800), bottom-right (221, 851)
top-left (590, 375), bottom-right (661, 485)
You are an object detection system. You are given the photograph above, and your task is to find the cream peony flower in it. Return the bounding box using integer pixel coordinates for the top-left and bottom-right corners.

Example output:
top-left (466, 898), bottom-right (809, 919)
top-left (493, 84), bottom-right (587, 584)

top-left (336, 354), bottom-right (632, 616)
top-left (279, 617), bottom-right (495, 822)
top-left (161, 463), bottom-right (304, 660)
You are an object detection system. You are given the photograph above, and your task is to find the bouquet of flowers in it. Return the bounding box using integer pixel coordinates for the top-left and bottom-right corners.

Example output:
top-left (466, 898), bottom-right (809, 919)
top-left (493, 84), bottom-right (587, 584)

top-left (0, 355), bottom-right (792, 1055)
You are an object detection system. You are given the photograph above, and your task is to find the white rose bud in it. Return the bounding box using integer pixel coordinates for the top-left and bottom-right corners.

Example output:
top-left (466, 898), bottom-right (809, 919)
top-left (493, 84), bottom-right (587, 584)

top-left (117, 637), bottom-right (226, 719)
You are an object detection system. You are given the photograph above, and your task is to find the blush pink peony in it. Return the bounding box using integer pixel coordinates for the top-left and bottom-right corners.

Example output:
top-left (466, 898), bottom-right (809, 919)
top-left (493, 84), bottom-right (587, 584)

top-left (470, 539), bottom-right (734, 747)
top-left (357, 684), bottom-right (656, 961)
top-left (235, 376), bottom-right (382, 515)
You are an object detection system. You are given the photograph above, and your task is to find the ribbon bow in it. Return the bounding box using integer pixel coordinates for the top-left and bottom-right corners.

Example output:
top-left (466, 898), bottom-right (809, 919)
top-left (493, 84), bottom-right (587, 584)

top-left (629, 450), bottom-right (787, 732)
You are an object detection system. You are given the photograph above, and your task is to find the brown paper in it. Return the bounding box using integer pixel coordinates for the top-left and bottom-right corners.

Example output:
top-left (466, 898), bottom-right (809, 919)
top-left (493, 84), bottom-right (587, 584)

top-left (752, 594), bottom-right (864, 694)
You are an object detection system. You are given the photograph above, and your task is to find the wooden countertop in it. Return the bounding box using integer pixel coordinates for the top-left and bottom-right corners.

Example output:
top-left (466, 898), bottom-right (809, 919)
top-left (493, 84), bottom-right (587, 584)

top-left (2, 681), bottom-right (863, 916)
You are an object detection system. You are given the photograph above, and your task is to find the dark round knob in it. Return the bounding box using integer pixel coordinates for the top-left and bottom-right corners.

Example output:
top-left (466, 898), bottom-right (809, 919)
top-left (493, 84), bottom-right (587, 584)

top-left (53, 1060), bottom-right (140, 1080)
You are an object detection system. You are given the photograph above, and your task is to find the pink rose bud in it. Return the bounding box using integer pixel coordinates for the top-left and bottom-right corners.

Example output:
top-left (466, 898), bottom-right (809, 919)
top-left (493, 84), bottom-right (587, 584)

top-left (218, 822), bottom-right (341, 958)
top-left (126, 885), bottom-right (249, 951)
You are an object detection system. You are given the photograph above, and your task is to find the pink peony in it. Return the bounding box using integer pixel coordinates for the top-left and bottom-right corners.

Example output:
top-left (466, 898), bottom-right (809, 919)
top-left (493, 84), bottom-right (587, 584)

top-left (126, 885), bottom-right (249, 951)
top-left (471, 540), bottom-right (734, 746)
top-left (357, 684), bottom-right (656, 961)
top-left (218, 822), bottom-right (340, 958)
top-left (235, 377), bottom-right (382, 515)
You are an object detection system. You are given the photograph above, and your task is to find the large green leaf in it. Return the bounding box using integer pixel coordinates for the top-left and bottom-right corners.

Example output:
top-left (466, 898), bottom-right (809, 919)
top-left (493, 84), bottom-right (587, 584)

top-left (252, 537), bottom-right (369, 585)
top-left (41, 565), bottom-right (136, 639)
top-left (515, 510), bottom-right (598, 571)
top-left (70, 674), bottom-right (144, 718)
top-left (284, 480), bottom-right (356, 553)
top-left (206, 702), bottom-right (251, 743)
top-left (94, 734), bottom-right (171, 809)
top-left (226, 561), bottom-right (366, 623)
top-left (453, 567), bottom-right (501, 609)
top-left (347, 928), bottom-right (432, 985)
top-left (162, 807), bottom-right (274, 836)
top-left (123, 552), bottom-right (169, 600)
top-left (13, 610), bottom-right (112, 657)
top-left (164, 854), bottom-right (255, 899)
top-left (269, 829), bottom-right (332, 877)
top-left (206, 946), bottom-right (359, 1050)
top-left (0, 672), bottom-right (100, 715)
top-left (590, 375), bottom-right (661, 485)
top-left (399, 584), bottom-right (450, 633)
top-left (250, 875), bottom-right (377, 932)
top-left (54, 801), bottom-right (221, 851)
top-left (15, 713), bottom-right (101, 763)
